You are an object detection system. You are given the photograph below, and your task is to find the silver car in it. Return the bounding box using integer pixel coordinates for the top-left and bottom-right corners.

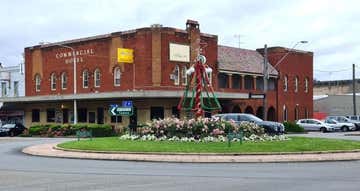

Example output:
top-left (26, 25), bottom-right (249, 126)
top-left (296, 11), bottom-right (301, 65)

top-left (296, 119), bottom-right (334, 132)
top-left (324, 119), bottom-right (356, 131)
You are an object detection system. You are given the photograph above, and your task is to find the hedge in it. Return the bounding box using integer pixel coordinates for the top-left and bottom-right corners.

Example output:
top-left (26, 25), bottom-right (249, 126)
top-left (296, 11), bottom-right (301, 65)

top-left (28, 124), bottom-right (115, 137)
top-left (283, 122), bottom-right (305, 133)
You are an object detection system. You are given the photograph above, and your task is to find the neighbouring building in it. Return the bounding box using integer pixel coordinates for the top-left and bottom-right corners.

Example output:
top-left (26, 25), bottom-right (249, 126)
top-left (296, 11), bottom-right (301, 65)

top-left (0, 63), bottom-right (25, 123)
top-left (314, 94), bottom-right (360, 117)
top-left (0, 20), bottom-right (313, 128)
top-left (314, 79), bottom-right (360, 95)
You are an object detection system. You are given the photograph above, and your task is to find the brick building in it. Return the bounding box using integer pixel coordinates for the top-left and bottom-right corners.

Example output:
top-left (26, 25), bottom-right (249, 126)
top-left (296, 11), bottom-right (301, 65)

top-left (0, 20), bottom-right (313, 128)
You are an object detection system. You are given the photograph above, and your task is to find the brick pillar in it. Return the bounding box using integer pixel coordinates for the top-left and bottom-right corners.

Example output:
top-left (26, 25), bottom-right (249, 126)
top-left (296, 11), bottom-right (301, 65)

top-left (109, 36), bottom-right (123, 73)
top-left (241, 75), bottom-right (245, 89)
top-left (253, 76), bottom-right (257, 90)
top-left (228, 74), bottom-right (232, 89)
top-left (152, 25), bottom-right (162, 86)
top-left (186, 20), bottom-right (200, 65)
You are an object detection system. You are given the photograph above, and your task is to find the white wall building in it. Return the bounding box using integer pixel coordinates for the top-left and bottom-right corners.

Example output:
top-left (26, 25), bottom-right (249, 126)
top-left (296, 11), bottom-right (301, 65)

top-left (0, 63), bottom-right (25, 124)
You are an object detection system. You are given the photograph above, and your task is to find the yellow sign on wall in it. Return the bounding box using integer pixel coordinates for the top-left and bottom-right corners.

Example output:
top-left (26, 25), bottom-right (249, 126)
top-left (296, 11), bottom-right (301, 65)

top-left (117, 48), bottom-right (134, 63)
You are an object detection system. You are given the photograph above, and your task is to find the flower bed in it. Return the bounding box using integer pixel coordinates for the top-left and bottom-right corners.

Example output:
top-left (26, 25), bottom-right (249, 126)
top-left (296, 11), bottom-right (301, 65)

top-left (121, 117), bottom-right (287, 142)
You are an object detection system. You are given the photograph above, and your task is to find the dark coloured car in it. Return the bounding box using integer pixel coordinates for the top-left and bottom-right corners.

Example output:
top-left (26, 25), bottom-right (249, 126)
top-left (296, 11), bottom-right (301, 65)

top-left (213, 113), bottom-right (285, 134)
top-left (0, 123), bottom-right (26, 136)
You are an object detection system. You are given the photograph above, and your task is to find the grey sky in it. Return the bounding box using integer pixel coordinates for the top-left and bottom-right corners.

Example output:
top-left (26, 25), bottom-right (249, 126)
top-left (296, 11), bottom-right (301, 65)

top-left (0, 0), bottom-right (359, 81)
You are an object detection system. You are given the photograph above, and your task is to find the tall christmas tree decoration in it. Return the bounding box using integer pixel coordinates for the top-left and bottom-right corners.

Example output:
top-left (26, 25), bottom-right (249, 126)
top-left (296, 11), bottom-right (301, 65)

top-left (177, 48), bottom-right (221, 118)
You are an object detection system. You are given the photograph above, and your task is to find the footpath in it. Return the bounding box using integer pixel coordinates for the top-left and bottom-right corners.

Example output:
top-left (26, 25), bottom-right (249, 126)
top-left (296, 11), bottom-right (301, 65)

top-left (22, 142), bottom-right (360, 163)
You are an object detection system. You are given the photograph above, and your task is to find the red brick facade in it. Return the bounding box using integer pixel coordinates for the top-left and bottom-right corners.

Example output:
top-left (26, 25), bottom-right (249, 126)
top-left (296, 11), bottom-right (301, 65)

top-left (24, 20), bottom-right (313, 122)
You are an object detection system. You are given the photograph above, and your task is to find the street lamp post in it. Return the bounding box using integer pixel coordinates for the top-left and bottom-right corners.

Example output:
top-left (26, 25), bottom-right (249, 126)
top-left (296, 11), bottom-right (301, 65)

top-left (40, 42), bottom-right (77, 124)
top-left (263, 41), bottom-right (308, 121)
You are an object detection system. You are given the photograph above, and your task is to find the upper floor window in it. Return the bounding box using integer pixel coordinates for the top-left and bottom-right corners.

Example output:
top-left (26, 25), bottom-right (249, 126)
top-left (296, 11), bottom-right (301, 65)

top-left (295, 76), bottom-right (299, 92)
top-left (94, 68), bottom-right (101, 87)
top-left (305, 77), bottom-right (309, 93)
top-left (35, 74), bottom-right (41, 92)
top-left (284, 75), bottom-right (288, 92)
top-left (181, 66), bottom-right (187, 86)
top-left (61, 72), bottom-right (67, 90)
top-left (218, 73), bottom-right (228, 88)
top-left (173, 65), bottom-right (180, 85)
top-left (82, 70), bottom-right (89, 88)
top-left (1, 82), bottom-right (7, 97)
top-left (50, 73), bottom-right (56, 91)
top-left (244, 75), bottom-right (254, 90)
top-left (114, 67), bottom-right (121, 86)
top-left (232, 74), bottom-right (241, 89)
top-left (14, 81), bottom-right (19, 96)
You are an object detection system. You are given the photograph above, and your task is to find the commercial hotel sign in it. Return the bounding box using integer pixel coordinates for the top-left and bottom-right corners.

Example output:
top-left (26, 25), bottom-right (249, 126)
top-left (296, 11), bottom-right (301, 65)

top-left (169, 43), bottom-right (190, 62)
top-left (55, 48), bottom-right (95, 64)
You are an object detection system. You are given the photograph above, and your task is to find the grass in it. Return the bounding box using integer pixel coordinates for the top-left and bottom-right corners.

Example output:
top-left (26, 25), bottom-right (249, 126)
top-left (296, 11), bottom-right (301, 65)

top-left (57, 137), bottom-right (360, 153)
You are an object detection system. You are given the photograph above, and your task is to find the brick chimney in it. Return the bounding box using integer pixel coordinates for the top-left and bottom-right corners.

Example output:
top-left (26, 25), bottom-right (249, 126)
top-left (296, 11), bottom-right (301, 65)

top-left (186, 20), bottom-right (200, 65)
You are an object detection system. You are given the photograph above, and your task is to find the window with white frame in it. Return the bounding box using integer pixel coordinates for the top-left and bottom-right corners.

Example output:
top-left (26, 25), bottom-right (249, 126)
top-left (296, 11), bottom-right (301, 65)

top-left (50, 73), bottom-right (56, 91)
top-left (284, 75), bottom-right (288, 92)
top-left (61, 72), bottom-right (67, 90)
top-left (295, 76), bottom-right (299, 92)
top-left (1, 82), bottom-right (7, 97)
top-left (181, 66), bottom-right (187, 85)
top-left (305, 77), bottom-right (309, 93)
top-left (173, 65), bottom-right (179, 85)
top-left (82, 70), bottom-right (89, 88)
top-left (14, 81), bottom-right (19, 96)
top-left (35, 74), bottom-right (41, 92)
top-left (114, 67), bottom-right (121, 86)
top-left (94, 68), bottom-right (101, 87)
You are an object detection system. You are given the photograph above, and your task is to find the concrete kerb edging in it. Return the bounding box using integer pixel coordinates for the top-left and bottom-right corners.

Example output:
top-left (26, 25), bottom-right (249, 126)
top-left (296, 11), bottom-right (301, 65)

top-left (22, 142), bottom-right (360, 163)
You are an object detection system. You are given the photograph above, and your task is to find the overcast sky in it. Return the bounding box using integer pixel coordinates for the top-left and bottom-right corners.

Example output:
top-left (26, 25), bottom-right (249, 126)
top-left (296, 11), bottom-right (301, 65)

top-left (0, 0), bottom-right (359, 81)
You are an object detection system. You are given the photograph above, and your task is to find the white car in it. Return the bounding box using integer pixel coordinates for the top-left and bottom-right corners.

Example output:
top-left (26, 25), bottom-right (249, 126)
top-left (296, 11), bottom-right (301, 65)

top-left (296, 119), bottom-right (335, 132)
top-left (324, 119), bottom-right (356, 131)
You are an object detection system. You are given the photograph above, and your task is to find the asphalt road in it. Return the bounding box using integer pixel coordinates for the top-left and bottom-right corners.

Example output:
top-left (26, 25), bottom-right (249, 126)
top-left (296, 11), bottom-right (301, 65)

top-left (1, 137), bottom-right (360, 191)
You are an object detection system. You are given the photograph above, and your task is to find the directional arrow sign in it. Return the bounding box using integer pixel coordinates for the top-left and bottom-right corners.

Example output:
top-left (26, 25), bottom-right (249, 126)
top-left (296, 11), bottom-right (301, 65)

top-left (109, 105), bottom-right (133, 116)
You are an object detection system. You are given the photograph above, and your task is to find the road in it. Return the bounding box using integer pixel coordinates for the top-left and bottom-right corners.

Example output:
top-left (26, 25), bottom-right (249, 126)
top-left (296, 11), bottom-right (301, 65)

top-left (0, 137), bottom-right (360, 191)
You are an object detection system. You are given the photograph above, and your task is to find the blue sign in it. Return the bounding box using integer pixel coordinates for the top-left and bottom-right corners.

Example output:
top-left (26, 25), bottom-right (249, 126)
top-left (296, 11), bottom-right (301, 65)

top-left (122, 100), bottom-right (133, 107)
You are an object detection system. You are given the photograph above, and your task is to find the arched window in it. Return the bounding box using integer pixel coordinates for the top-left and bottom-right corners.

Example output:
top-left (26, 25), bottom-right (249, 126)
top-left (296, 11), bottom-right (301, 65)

top-left (305, 77), bottom-right (309, 93)
top-left (295, 106), bottom-right (299, 120)
top-left (295, 76), bottom-right (299, 92)
top-left (35, 74), bottom-right (41, 92)
top-left (114, 67), bottom-right (121, 86)
top-left (284, 75), bottom-right (288, 92)
top-left (173, 65), bottom-right (179, 85)
top-left (94, 68), bottom-right (101, 87)
top-left (50, 73), bottom-right (56, 91)
top-left (82, 70), bottom-right (89, 88)
top-left (61, 72), bottom-right (67, 90)
top-left (283, 105), bottom-right (288, 122)
top-left (304, 108), bottom-right (309, 118)
top-left (181, 66), bottom-right (187, 85)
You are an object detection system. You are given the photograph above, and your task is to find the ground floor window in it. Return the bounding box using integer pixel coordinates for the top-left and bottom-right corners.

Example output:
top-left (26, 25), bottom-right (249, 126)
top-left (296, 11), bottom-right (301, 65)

top-left (32, 109), bottom-right (40, 122)
top-left (172, 106), bottom-right (180, 118)
top-left (111, 116), bottom-right (122, 123)
top-left (46, 108), bottom-right (55, 122)
top-left (151, 107), bottom-right (164, 120)
top-left (89, 112), bottom-right (96, 123)
top-left (78, 108), bottom-right (87, 123)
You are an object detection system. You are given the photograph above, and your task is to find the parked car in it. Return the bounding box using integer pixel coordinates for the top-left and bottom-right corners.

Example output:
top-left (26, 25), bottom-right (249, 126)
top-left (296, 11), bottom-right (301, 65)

top-left (346, 115), bottom-right (360, 122)
top-left (296, 119), bottom-right (334, 132)
top-left (213, 113), bottom-right (284, 134)
top-left (326, 116), bottom-right (360, 130)
top-left (324, 118), bottom-right (356, 131)
top-left (0, 123), bottom-right (26, 136)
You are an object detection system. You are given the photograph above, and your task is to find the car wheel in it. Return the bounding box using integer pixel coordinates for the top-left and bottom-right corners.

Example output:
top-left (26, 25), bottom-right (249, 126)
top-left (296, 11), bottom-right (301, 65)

top-left (341, 126), bottom-right (349, 132)
top-left (320, 127), bottom-right (327, 133)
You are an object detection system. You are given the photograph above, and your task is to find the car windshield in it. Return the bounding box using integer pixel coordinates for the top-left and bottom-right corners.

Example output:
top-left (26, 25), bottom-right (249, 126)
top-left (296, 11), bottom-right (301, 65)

top-left (339, 117), bottom-right (350, 122)
top-left (246, 115), bottom-right (263, 122)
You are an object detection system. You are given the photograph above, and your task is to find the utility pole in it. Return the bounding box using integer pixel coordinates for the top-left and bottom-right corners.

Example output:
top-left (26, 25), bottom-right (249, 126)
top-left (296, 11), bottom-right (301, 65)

top-left (263, 44), bottom-right (268, 120)
top-left (353, 63), bottom-right (357, 115)
top-left (234, 34), bottom-right (243, 48)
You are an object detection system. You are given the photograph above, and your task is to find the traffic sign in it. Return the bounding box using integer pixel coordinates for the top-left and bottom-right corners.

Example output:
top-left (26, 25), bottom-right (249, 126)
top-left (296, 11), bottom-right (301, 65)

top-left (122, 100), bottom-right (133, 107)
top-left (109, 105), bottom-right (133, 116)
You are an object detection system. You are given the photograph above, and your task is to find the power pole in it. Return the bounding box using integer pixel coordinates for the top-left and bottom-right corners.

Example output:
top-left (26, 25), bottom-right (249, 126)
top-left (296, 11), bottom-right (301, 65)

top-left (263, 44), bottom-right (268, 120)
top-left (353, 63), bottom-right (357, 115)
top-left (234, 34), bottom-right (243, 48)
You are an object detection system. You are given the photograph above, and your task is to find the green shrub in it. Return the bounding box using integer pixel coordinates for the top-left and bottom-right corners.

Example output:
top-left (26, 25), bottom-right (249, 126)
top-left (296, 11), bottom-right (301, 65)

top-left (86, 124), bottom-right (114, 137)
top-left (283, 122), bottom-right (304, 133)
top-left (29, 125), bottom-right (48, 136)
